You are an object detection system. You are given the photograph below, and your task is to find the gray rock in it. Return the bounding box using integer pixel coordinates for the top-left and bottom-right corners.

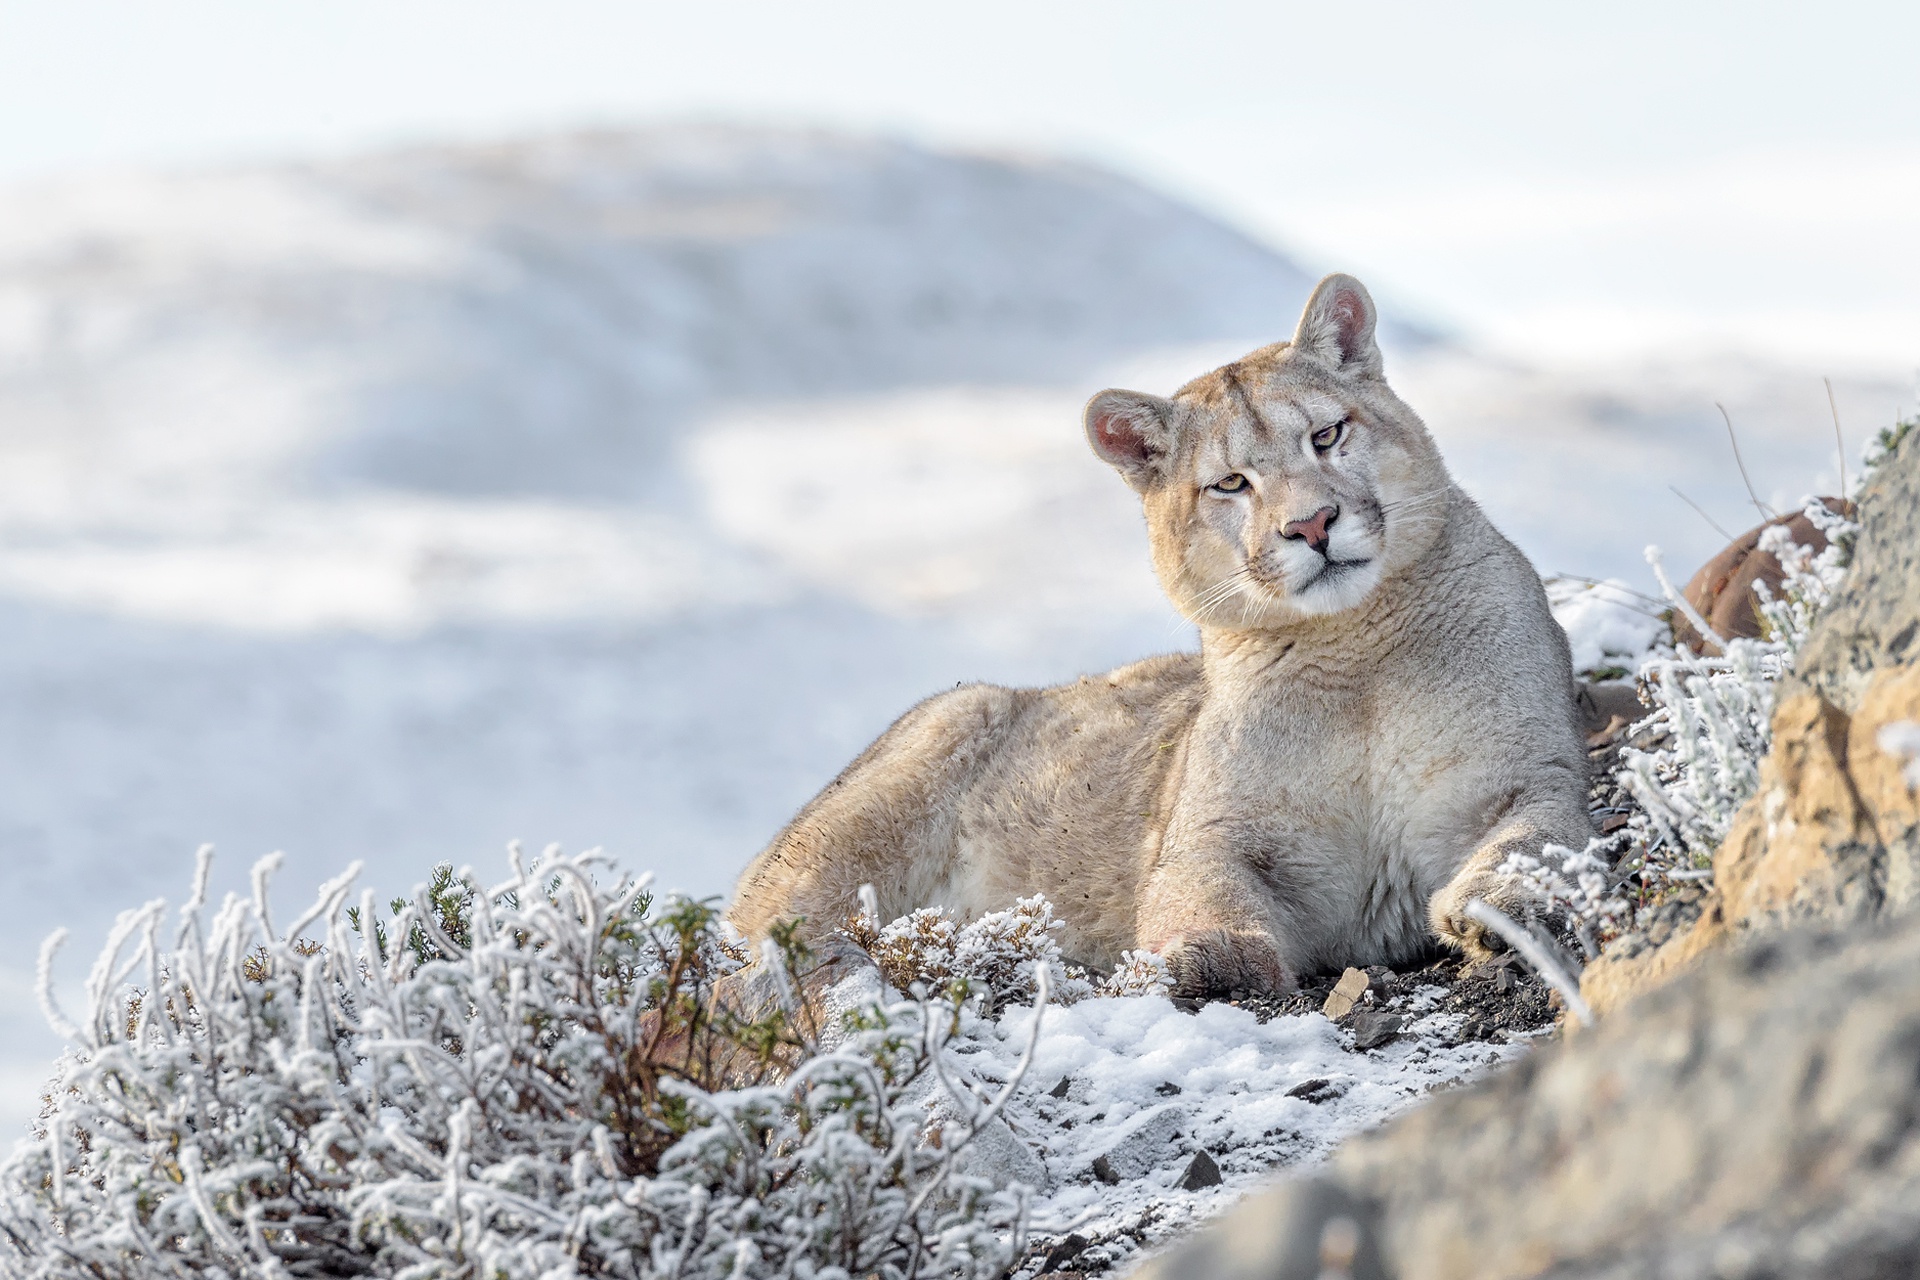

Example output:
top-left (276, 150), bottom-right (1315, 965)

top-left (1348, 1011), bottom-right (1402, 1051)
top-left (1085, 1102), bottom-right (1186, 1182)
top-left (1176, 1150), bottom-right (1223, 1191)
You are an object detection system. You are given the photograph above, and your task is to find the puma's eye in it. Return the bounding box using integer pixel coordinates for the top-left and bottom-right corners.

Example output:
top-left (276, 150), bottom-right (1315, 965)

top-left (1311, 421), bottom-right (1346, 452)
top-left (1210, 473), bottom-right (1249, 494)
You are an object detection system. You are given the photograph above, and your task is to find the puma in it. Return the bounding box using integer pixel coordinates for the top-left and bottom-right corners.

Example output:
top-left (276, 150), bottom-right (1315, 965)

top-left (727, 274), bottom-right (1591, 995)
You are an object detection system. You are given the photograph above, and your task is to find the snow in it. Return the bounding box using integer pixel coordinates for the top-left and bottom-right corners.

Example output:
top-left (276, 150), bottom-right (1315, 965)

top-left (936, 989), bottom-right (1524, 1271)
top-left (1881, 721), bottom-right (1920, 791)
top-left (0, 122), bottom-right (1910, 1148)
top-left (1546, 576), bottom-right (1665, 677)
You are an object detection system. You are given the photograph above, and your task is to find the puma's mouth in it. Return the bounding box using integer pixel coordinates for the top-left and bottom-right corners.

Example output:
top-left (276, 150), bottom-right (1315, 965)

top-left (1301, 557), bottom-right (1370, 587)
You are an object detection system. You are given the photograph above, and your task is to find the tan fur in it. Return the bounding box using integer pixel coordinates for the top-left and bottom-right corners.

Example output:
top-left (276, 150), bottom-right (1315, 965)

top-left (728, 274), bottom-right (1591, 995)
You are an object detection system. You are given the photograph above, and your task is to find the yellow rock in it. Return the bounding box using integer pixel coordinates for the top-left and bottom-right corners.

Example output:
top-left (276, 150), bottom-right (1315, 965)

top-left (1322, 967), bottom-right (1370, 1020)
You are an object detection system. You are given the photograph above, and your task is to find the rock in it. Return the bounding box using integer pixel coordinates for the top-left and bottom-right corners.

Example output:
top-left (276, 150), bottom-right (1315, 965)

top-left (950, 1109), bottom-right (1047, 1191)
top-left (1348, 1011), bottom-right (1402, 1051)
top-left (1038, 1233), bottom-right (1089, 1273)
top-left (1084, 1102), bottom-right (1186, 1182)
top-left (1090, 1155), bottom-right (1119, 1186)
top-left (1576, 678), bottom-right (1646, 735)
top-left (1322, 967), bottom-right (1370, 1019)
top-left (1048, 1076), bottom-right (1072, 1098)
top-left (1670, 497), bottom-right (1853, 656)
top-left (1177, 1149), bottom-right (1223, 1191)
top-left (1154, 1080), bottom-right (1183, 1096)
top-left (1284, 1076), bottom-right (1333, 1102)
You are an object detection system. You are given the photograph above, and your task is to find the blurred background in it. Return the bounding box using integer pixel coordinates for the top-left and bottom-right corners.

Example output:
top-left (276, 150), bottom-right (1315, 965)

top-left (0, 0), bottom-right (1915, 1131)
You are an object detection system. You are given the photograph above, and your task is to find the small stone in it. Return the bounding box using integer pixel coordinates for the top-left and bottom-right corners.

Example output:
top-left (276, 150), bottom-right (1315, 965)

top-left (1154, 1081), bottom-right (1183, 1096)
top-left (1049, 1076), bottom-right (1072, 1098)
top-left (1350, 1010), bottom-right (1403, 1051)
top-left (1039, 1233), bottom-right (1089, 1274)
top-left (1091, 1155), bottom-right (1120, 1185)
top-left (1286, 1076), bottom-right (1348, 1104)
top-left (1171, 996), bottom-right (1204, 1014)
top-left (1177, 1149), bottom-right (1223, 1190)
top-left (1322, 967), bottom-right (1370, 1019)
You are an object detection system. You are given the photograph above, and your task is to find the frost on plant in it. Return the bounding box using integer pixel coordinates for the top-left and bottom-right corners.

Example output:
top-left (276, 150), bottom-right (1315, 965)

top-left (1506, 422), bottom-right (1901, 956)
top-left (1619, 496), bottom-right (1857, 889)
top-left (841, 895), bottom-right (1178, 1008)
top-left (1098, 949), bottom-right (1175, 999)
top-left (843, 895), bottom-right (1097, 1009)
top-left (1, 848), bottom-right (1032, 1280)
top-left (1496, 843), bottom-right (1630, 960)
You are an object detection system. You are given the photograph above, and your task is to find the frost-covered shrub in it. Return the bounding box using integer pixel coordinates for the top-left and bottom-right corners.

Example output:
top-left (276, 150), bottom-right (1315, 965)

top-left (843, 895), bottom-right (1095, 1009)
top-left (1505, 426), bottom-right (1914, 955)
top-left (842, 895), bottom-right (1182, 1009)
top-left (1622, 496), bottom-right (1857, 884)
top-left (1496, 842), bottom-right (1631, 960)
top-left (1097, 950), bottom-right (1175, 1000)
top-left (2, 848), bottom-right (1030, 1279)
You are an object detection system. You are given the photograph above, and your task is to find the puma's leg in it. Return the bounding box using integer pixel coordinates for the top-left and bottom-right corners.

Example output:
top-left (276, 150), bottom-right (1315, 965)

top-left (1134, 859), bottom-right (1292, 998)
top-left (1429, 805), bottom-right (1587, 961)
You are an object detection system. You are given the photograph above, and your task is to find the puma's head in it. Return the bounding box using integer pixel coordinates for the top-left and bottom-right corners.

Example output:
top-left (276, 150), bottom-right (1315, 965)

top-left (1084, 273), bottom-right (1452, 628)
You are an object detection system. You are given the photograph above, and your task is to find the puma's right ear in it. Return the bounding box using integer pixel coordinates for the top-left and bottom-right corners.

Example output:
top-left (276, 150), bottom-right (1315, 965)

top-left (1085, 389), bottom-right (1176, 490)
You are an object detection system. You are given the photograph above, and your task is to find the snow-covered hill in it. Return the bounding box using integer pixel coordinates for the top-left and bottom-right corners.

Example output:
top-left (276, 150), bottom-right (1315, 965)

top-left (0, 125), bottom-right (1907, 1138)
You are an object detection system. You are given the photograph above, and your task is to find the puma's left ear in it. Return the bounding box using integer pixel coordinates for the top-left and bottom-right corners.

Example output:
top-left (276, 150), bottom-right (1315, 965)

top-left (1293, 273), bottom-right (1383, 379)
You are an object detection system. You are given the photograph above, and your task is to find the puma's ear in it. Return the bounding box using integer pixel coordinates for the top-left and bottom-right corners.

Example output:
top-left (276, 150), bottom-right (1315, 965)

top-left (1293, 273), bottom-right (1382, 379)
top-left (1085, 389), bottom-right (1176, 490)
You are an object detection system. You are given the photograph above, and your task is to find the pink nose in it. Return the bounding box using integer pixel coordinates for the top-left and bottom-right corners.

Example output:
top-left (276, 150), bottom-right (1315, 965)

top-left (1282, 505), bottom-right (1339, 553)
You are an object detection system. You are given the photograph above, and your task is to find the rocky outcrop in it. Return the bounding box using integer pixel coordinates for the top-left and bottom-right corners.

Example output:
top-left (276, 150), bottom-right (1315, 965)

top-left (1135, 426), bottom-right (1920, 1280)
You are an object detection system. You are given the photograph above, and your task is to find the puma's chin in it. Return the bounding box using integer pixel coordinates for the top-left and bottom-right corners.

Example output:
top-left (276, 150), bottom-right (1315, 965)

top-left (1287, 557), bottom-right (1383, 616)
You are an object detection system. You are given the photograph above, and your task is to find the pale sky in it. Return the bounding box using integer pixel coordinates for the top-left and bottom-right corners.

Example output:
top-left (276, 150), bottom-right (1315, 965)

top-left (1, 0), bottom-right (1917, 367)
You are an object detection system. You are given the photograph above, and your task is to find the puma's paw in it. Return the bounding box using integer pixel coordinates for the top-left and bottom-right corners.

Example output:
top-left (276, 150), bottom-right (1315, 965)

top-left (1430, 871), bottom-right (1539, 961)
top-left (1159, 930), bottom-right (1293, 999)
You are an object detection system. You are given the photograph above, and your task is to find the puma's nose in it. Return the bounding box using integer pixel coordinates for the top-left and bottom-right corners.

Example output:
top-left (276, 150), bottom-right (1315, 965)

top-left (1281, 505), bottom-right (1339, 554)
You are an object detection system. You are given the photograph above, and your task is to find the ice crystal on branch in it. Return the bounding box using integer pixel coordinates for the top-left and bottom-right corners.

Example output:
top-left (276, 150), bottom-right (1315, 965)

top-left (844, 895), bottom-right (1094, 1009)
top-left (1622, 496), bottom-right (1858, 888)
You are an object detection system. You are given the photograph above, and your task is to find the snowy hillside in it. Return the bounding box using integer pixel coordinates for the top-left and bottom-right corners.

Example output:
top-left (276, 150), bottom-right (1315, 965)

top-left (0, 125), bottom-right (1908, 1140)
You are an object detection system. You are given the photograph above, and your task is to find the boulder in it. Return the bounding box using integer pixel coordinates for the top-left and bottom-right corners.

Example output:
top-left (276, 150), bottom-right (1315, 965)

top-left (1669, 498), bottom-right (1853, 656)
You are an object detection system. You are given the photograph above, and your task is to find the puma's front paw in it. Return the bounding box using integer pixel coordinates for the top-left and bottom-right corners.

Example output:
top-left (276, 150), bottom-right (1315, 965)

top-left (1430, 870), bottom-right (1539, 961)
top-left (1159, 930), bottom-right (1293, 999)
